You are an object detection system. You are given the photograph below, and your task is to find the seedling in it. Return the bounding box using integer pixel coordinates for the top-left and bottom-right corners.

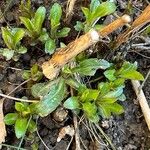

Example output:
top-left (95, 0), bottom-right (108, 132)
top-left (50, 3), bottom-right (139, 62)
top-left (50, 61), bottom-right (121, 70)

top-left (74, 0), bottom-right (116, 32)
top-left (22, 64), bottom-right (43, 82)
top-left (63, 59), bottom-right (144, 122)
top-left (4, 101), bottom-right (37, 138)
top-left (0, 27), bottom-right (27, 61)
top-left (20, 6), bottom-right (48, 44)
top-left (19, 0), bottom-right (34, 18)
top-left (45, 3), bottom-right (70, 54)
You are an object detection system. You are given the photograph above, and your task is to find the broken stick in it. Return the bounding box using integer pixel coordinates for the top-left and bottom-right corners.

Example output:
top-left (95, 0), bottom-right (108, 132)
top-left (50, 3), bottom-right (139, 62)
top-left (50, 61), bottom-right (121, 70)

top-left (114, 5), bottom-right (150, 49)
top-left (132, 80), bottom-right (150, 130)
top-left (42, 15), bottom-right (131, 80)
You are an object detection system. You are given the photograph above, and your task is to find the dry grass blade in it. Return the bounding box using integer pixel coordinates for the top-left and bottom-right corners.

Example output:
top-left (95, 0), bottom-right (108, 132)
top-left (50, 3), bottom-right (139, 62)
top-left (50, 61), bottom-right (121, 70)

top-left (66, 0), bottom-right (77, 23)
top-left (0, 100), bottom-right (6, 145)
top-left (42, 15), bottom-right (131, 80)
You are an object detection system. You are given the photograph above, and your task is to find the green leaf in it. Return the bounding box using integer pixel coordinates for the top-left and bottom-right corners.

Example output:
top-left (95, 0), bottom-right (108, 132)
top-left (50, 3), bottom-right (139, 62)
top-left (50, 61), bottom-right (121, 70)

top-left (2, 49), bottom-right (14, 60)
top-left (98, 102), bottom-right (124, 118)
top-left (104, 86), bottom-right (123, 99)
top-left (98, 98), bottom-right (116, 104)
top-left (71, 58), bottom-right (105, 76)
top-left (82, 102), bottom-right (98, 122)
top-left (22, 70), bottom-right (31, 80)
top-left (17, 46), bottom-right (27, 54)
top-left (98, 104), bottom-right (111, 118)
top-left (50, 3), bottom-right (62, 29)
top-left (31, 64), bottom-right (38, 76)
top-left (118, 61), bottom-right (144, 80)
top-left (94, 24), bottom-right (105, 31)
top-left (33, 6), bottom-right (46, 33)
top-left (1, 27), bottom-right (13, 49)
top-left (104, 69), bottom-right (116, 81)
top-left (56, 27), bottom-right (70, 38)
top-left (13, 28), bottom-right (25, 46)
top-left (89, 2), bottom-right (116, 24)
top-left (38, 28), bottom-right (49, 42)
top-left (15, 118), bottom-right (28, 138)
top-left (80, 89), bottom-right (100, 102)
top-left (4, 113), bottom-right (18, 125)
top-left (34, 78), bottom-right (66, 117)
top-left (109, 103), bottom-right (124, 115)
top-left (118, 94), bottom-right (126, 101)
top-left (98, 82), bottom-right (111, 96)
top-left (90, 0), bottom-right (100, 12)
top-left (45, 38), bottom-right (56, 54)
top-left (99, 59), bottom-right (112, 69)
top-left (64, 97), bottom-right (80, 109)
top-left (20, 17), bottom-right (34, 32)
top-left (120, 70), bottom-right (144, 80)
top-left (28, 120), bottom-right (37, 133)
top-left (81, 7), bottom-right (90, 21)
top-left (15, 102), bottom-right (27, 112)
top-left (74, 21), bottom-right (84, 31)
top-left (65, 78), bottom-right (86, 91)
top-left (31, 81), bottom-right (56, 98)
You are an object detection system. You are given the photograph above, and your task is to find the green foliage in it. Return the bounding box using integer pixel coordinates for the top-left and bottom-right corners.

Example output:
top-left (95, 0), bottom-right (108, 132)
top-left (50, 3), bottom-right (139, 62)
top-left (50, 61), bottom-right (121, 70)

top-left (19, 0), bottom-right (34, 18)
top-left (63, 58), bottom-right (112, 76)
top-left (45, 3), bottom-right (70, 54)
top-left (63, 60), bottom-right (144, 122)
top-left (31, 78), bottom-right (66, 117)
top-left (74, 0), bottom-right (116, 32)
top-left (20, 6), bottom-right (47, 43)
top-left (22, 64), bottom-right (43, 82)
top-left (0, 27), bottom-right (27, 60)
top-left (4, 102), bottom-right (37, 138)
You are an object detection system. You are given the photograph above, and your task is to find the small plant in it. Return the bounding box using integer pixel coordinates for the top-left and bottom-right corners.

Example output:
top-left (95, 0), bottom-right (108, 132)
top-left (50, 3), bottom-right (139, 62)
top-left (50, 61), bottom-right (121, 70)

top-left (74, 0), bottom-right (116, 32)
top-left (20, 3), bottom-right (70, 54)
top-left (4, 101), bottom-right (37, 138)
top-left (22, 64), bottom-right (43, 82)
top-left (20, 6), bottom-right (48, 44)
top-left (19, 0), bottom-right (34, 19)
top-left (45, 3), bottom-right (70, 54)
top-left (63, 59), bottom-right (144, 122)
top-left (0, 27), bottom-right (27, 60)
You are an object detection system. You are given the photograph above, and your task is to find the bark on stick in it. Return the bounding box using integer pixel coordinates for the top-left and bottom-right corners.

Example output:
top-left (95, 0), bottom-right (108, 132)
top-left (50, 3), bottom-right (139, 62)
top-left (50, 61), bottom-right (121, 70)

top-left (42, 15), bottom-right (131, 80)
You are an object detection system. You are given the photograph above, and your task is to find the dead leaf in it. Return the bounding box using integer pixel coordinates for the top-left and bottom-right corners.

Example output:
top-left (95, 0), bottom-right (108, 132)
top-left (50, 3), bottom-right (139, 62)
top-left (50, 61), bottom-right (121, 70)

top-left (57, 125), bottom-right (74, 142)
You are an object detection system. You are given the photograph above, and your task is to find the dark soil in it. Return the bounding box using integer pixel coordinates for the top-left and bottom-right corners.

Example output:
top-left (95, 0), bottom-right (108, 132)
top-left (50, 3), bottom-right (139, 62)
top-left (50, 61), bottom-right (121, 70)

top-left (0, 0), bottom-right (150, 150)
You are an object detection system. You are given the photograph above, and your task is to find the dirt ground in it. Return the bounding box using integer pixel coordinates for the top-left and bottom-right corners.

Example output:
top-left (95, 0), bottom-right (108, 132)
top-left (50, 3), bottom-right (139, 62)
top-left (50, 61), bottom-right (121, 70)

top-left (0, 0), bottom-right (150, 150)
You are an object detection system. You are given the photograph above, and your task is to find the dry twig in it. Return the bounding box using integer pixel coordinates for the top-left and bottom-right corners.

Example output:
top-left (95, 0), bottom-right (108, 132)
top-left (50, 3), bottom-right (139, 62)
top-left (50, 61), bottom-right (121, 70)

top-left (42, 15), bottom-right (131, 80)
top-left (132, 80), bottom-right (150, 130)
top-left (114, 5), bottom-right (150, 49)
top-left (66, 0), bottom-right (77, 23)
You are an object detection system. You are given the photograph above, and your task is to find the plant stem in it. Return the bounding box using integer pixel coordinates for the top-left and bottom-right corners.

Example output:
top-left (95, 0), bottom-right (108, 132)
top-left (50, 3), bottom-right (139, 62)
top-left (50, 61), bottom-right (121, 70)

top-left (0, 93), bottom-right (39, 103)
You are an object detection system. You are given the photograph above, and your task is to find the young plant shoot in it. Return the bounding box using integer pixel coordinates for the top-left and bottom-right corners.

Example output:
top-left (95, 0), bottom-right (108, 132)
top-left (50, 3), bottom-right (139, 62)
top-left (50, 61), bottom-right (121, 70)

top-left (74, 0), bottom-right (116, 32)
top-left (0, 27), bottom-right (27, 60)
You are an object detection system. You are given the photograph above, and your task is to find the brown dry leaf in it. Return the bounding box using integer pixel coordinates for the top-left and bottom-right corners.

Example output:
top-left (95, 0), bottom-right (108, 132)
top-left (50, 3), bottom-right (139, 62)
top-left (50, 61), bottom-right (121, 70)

top-left (57, 125), bottom-right (75, 142)
top-left (0, 99), bottom-right (6, 144)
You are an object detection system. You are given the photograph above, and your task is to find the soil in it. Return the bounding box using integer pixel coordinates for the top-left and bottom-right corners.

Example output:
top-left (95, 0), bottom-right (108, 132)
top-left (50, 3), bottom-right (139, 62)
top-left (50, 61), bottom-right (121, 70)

top-left (0, 0), bottom-right (150, 150)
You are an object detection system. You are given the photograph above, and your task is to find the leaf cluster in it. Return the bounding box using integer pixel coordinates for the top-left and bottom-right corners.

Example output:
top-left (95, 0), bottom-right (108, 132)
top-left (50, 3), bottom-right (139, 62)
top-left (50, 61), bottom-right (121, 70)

top-left (63, 59), bottom-right (144, 122)
top-left (0, 2), bottom-right (70, 60)
top-left (74, 0), bottom-right (116, 32)
top-left (4, 102), bottom-right (37, 138)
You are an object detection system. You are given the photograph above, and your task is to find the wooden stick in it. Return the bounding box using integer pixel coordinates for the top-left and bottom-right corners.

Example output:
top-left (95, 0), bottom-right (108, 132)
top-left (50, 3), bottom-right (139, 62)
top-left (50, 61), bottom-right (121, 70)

top-left (42, 15), bottom-right (131, 80)
top-left (131, 80), bottom-right (150, 130)
top-left (114, 5), bottom-right (150, 49)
